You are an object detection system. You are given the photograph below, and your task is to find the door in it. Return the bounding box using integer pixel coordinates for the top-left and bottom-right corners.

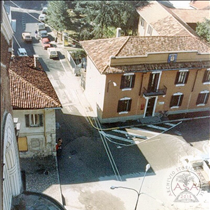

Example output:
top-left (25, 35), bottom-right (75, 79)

top-left (147, 73), bottom-right (160, 92)
top-left (145, 97), bottom-right (156, 117)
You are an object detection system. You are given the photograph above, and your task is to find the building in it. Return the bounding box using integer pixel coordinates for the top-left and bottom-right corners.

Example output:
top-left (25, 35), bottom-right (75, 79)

top-left (9, 56), bottom-right (62, 158)
top-left (1, 1), bottom-right (22, 210)
top-left (80, 35), bottom-right (210, 123)
top-left (136, 1), bottom-right (201, 37)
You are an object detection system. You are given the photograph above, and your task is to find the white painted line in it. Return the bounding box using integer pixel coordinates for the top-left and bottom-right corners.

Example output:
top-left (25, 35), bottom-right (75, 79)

top-left (164, 122), bottom-right (176, 126)
top-left (130, 127), bottom-right (159, 135)
top-left (113, 129), bottom-right (147, 139)
top-left (146, 124), bottom-right (168, 131)
top-left (99, 131), bottom-right (134, 143)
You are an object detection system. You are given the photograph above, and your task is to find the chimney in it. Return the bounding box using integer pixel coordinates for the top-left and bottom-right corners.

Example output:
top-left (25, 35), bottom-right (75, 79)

top-left (33, 54), bottom-right (39, 68)
top-left (116, 28), bottom-right (121, 38)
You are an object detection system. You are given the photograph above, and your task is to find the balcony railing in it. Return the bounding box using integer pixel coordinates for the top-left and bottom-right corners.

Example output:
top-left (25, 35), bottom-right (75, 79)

top-left (143, 85), bottom-right (167, 97)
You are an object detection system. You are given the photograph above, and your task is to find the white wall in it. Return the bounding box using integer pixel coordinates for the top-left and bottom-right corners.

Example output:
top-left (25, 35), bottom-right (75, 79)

top-left (84, 57), bottom-right (106, 115)
top-left (13, 109), bottom-right (56, 158)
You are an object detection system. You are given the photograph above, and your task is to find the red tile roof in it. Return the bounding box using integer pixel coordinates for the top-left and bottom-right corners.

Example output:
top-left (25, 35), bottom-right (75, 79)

top-left (136, 1), bottom-right (194, 36)
top-left (169, 9), bottom-right (210, 23)
top-left (190, 1), bottom-right (210, 10)
top-left (80, 36), bottom-right (210, 74)
top-left (9, 56), bottom-right (62, 109)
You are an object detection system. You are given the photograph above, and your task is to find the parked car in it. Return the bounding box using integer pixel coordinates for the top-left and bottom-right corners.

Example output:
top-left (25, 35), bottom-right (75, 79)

top-left (38, 30), bottom-right (48, 39)
top-left (47, 48), bottom-right (58, 59)
top-left (41, 38), bottom-right (51, 49)
top-left (37, 22), bottom-right (45, 31)
top-left (39, 14), bottom-right (46, 22)
top-left (42, 7), bottom-right (48, 14)
top-left (22, 32), bottom-right (32, 42)
top-left (17, 48), bottom-right (27, 56)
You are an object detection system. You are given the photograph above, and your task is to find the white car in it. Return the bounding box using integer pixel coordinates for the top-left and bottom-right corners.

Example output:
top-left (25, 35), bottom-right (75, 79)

top-left (39, 14), bottom-right (46, 22)
top-left (17, 48), bottom-right (27, 57)
top-left (47, 48), bottom-right (58, 59)
top-left (42, 7), bottom-right (48, 14)
top-left (22, 32), bottom-right (32, 42)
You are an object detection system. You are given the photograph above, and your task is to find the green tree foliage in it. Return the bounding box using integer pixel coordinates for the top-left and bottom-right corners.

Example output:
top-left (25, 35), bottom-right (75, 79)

top-left (196, 18), bottom-right (210, 42)
top-left (73, 1), bottom-right (148, 39)
top-left (46, 0), bottom-right (71, 31)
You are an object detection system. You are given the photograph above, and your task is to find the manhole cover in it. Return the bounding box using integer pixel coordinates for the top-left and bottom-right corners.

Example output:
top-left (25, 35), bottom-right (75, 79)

top-left (70, 150), bottom-right (77, 155)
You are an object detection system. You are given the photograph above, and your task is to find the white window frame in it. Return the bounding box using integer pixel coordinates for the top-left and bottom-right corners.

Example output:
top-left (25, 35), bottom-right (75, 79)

top-left (118, 97), bottom-right (132, 114)
top-left (121, 73), bottom-right (135, 91)
top-left (140, 17), bottom-right (145, 27)
top-left (196, 90), bottom-right (209, 106)
top-left (203, 68), bottom-right (210, 85)
top-left (170, 92), bottom-right (183, 109)
top-left (147, 25), bottom-right (152, 35)
top-left (176, 69), bottom-right (189, 86)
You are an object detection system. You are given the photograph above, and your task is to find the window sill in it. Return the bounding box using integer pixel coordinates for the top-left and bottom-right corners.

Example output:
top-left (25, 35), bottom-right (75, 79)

top-left (203, 82), bottom-right (210, 85)
top-left (170, 106), bottom-right (179, 109)
top-left (197, 104), bottom-right (206, 106)
top-left (121, 88), bottom-right (132, 91)
top-left (118, 111), bottom-right (128, 115)
top-left (175, 84), bottom-right (185, 87)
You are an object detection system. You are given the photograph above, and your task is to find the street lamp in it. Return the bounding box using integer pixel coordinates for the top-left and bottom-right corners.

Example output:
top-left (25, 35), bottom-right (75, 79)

top-left (111, 164), bottom-right (163, 210)
top-left (107, 80), bottom-right (117, 92)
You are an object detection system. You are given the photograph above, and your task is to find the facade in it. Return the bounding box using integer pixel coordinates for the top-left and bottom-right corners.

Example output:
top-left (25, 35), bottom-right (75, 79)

top-left (1, 1), bottom-right (22, 210)
top-left (81, 36), bottom-right (210, 123)
top-left (9, 56), bottom-right (62, 158)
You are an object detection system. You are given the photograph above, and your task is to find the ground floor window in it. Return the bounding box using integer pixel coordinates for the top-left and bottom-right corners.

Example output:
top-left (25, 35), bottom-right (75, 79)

top-left (117, 97), bottom-right (132, 113)
top-left (170, 93), bottom-right (183, 108)
top-left (196, 91), bottom-right (209, 106)
top-left (25, 114), bottom-right (43, 127)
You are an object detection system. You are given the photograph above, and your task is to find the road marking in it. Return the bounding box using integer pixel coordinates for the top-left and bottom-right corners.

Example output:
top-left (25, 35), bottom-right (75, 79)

top-left (164, 122), bottom-right (176, 126)
top-left (146, 124), bottom-right (168, 131)
top-left (100, 131), bottom-right (134, 143)
top-left (113, 129), bottom-right (147, 139)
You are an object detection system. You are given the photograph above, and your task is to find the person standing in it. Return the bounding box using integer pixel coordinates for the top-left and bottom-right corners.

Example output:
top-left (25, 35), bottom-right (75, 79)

top-left (56, 138), bottom-right (62, 157)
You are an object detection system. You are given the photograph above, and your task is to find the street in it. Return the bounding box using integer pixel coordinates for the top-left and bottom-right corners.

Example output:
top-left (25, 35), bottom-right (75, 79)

top-left (8, 1), bottom-right (210, 210)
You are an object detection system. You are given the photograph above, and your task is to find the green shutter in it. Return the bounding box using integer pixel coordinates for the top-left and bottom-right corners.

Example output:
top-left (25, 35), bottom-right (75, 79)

top-left (25, 115), bottom-right (29, 127)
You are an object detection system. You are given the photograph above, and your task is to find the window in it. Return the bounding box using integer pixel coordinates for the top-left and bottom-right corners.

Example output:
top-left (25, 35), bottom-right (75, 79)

top-left (196, 91), bottom-right (209, 106)
top-left (168, 54), bottom-right (177, 63)
top-left (203, 69), bottom-right (210, 83)
top-left (120, 73), bottom-right (135, 89)
top-left (170, 93), bottom-right (183, 108)
top-left (25, 114), bottom-right (43, 127)
top-left (117, 98), bottom-right (132, 113)
top-left (140, 17), bottom-right (145, 27)
top-left (147, 25), bottom-right (152, 35)
top-left (175, 70), bottom-right (189, 85)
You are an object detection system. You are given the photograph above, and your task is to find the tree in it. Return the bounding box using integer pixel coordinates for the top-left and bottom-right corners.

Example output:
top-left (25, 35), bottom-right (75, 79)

top-left (196, 18), bottom-right (210, 42)
top-left (46, 0), bottom-right (71, 32)
top-left (73, 1), bottom-right (148, 39)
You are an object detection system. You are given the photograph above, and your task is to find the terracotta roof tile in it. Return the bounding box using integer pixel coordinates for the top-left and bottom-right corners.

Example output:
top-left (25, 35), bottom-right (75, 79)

top-left (169, 9), bottom-right (210, 23)
top-left (136, 1), bottom-right (194, 36)
top-left (9, 57), bottom-right (62, 109)
top-left (190, 1), bottom-right (210, 10)
top-left (80, 36), bottom-right (210, 74)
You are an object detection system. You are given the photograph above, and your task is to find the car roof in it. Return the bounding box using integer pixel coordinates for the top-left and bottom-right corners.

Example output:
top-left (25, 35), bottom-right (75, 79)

top-left (38, 22), bottom-right (45, 26)
top-left (18, 48), bottom-right (27, 53)
top-left (40, 30), bottom-right (47, 33)
top-left (42, 37), bottom-right (49, 41)
top-left (40, 14), bottom-right (45, 17)
top-left (48, 48), bottom-right (56, 51)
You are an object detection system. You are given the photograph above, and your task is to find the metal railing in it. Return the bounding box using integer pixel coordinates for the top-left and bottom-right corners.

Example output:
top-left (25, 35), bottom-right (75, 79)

top-left (143, 85), bottom-right (167, 96)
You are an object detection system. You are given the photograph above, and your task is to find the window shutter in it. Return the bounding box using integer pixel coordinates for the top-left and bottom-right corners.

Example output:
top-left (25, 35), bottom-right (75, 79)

top-left (202, 70), bottom-right (207, 83)
top-left (175, 72), bottom-right (179, 84)
top-left (131, 75), bottom-right (135, 88)
top-left (117, 100), bottom-right (122, 112)
top-left (25, 115), bottom-right (29, 127)
top-left (170, 96), bottom-right (174, 107)
top-left (185, 72), bottom-right (189, 84)
top-left (205, 93), bottom-right (209, 104)
top-left (39, 114), bottom-right (43, 126)
top-left (196, 93), bottom-right (201, 105)
top-left (120, 76), bottom-right (124, 89)
top-left (128, 100), bottom-right (132, 111)
top-left (179, 95), bottom-right (184, 106)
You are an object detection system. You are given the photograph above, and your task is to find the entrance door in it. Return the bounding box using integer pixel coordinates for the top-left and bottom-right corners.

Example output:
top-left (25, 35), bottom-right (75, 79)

top-left (145, 97), bottom-right (156, 116)
top-left (147, 73), bottom-right (160, 92)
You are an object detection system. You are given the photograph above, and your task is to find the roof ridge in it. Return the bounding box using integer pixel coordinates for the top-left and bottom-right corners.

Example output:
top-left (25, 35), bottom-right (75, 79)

top-left (9, 70), bottom-right (61, 107)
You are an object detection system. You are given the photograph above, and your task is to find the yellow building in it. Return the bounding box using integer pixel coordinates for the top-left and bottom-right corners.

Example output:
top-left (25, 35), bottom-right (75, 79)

top-left (81, 36), bottom-right (210, 123)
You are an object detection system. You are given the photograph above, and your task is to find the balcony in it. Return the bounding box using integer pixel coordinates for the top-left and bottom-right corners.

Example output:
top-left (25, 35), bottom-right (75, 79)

top-left (143, 85), bottom-right (167, 97)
